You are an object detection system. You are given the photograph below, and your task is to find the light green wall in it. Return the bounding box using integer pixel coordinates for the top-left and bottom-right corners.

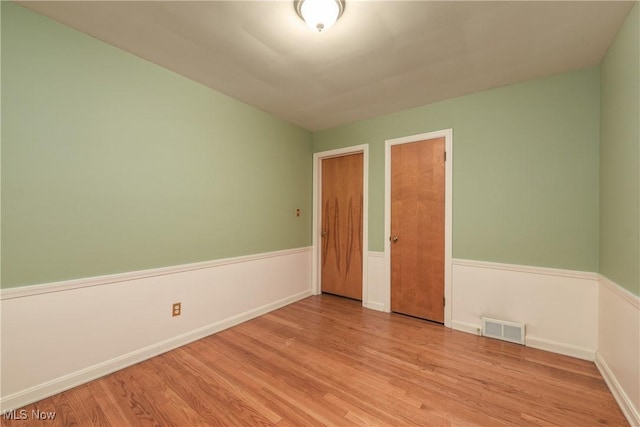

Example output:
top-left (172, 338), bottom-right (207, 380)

top-left (1, 3), bottom-right (312, 288)
top-left (5, 1), bottom-right (636, 289)
top-left (600, 3), bottom-right (640, 296)
top-left (313, 68), bottom-right (601, 272)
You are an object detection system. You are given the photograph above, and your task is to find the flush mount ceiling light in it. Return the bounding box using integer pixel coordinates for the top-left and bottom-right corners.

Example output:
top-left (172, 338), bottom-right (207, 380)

top-left (295, 0), bottom-right (345, 32)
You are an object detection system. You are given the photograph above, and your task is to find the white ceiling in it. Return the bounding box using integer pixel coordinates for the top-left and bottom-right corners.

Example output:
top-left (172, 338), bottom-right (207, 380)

top-left (19, 1), bottom-right (635, 131)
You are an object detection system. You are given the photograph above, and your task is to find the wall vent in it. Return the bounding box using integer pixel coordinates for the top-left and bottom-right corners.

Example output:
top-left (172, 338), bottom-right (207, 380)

top-left (481, 317), bottom-right (525, 345)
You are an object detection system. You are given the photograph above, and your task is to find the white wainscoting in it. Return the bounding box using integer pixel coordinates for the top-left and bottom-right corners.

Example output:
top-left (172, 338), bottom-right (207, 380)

top-left (596, 275), bottom-right (640, 426)
top-left (364, 251), bottom-right (386, 312)
top-left (451, 259), bottom-right (599, 361)
top-left (0, 247), bottom-right (313, 412)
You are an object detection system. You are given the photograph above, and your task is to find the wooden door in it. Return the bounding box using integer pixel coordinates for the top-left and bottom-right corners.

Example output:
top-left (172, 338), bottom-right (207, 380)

top-left (390, 138), bottom-right (445, 322)
top-left (321, 153), bottom-right (363, 300)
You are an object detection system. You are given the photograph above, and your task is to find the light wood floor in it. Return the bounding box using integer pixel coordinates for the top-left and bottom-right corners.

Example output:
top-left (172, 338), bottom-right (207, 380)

top-left (2, 295), bottom-right (628, 426)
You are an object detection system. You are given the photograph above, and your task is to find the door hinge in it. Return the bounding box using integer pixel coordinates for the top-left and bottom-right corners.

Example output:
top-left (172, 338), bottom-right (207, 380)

top-left (444, 151), bottom-right (447, 162)
top-left (443, 297), bottom-right (446, 307)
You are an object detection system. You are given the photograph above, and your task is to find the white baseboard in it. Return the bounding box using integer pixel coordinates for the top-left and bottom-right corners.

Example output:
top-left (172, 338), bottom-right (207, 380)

top-left (451, 320), bottom-right (481, 336)
top-left (525, 336), bottom-right (595, 361)
top-left (0, 247), bottom-right (313, 412)
top-left (596, 352), bottom-right (640, 426)
top-left (452, 321), bottom-right (595, 360)
top-left (363, 301), bottom-right (385, 312)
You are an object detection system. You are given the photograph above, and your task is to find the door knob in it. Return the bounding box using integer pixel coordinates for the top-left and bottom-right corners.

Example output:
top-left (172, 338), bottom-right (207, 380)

top-left (390, 236), bottom-right (398, 243)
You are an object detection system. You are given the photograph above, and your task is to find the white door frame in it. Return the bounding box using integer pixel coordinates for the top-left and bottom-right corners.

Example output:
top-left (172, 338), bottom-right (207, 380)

top-left (384, 129), bottom-right (453, 327)
top-left (312, 145), bottom-right (369, 306)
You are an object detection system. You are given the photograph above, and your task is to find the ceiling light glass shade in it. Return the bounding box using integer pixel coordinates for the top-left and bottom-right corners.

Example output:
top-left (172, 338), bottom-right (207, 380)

top-left (295, 0), bottom-right (345, 32)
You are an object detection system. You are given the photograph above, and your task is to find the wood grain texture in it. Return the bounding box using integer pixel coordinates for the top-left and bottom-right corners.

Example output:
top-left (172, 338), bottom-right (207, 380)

top-left (391, 138), bottom-right (446, 322)
top-left (1, 295), bottom-right (627, 427)
top-left (321, 153), bottom-right (363, 300)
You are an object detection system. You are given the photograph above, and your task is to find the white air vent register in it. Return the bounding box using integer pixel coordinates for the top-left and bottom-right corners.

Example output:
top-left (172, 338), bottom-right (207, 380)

top-left (481, 317), bottom-right (525, 345)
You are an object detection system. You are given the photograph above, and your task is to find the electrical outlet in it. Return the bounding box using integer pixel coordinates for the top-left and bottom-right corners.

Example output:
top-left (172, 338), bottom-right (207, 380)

top-left (172, 302), bottom-right (181, 317)
top-left (296, 208), bottom-right (301, 217)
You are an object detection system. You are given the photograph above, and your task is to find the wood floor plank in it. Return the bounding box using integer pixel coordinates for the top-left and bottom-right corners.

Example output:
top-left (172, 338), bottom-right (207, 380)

top-left (86, 380), bottom-right (142, 426)
top-left (1, 295), bottom-right (629, 426)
